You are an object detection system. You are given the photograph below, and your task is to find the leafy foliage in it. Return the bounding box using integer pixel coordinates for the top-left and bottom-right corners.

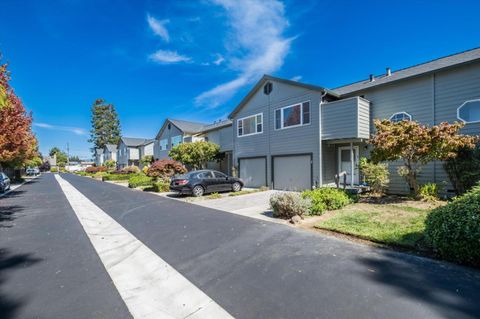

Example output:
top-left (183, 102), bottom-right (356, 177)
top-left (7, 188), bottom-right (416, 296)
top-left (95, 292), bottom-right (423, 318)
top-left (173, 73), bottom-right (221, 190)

top-left (25, 156), bottom-right (43, 168)
top-left (128, 175), bottom-right (153, 188)
top-left (0, 61), bottom-right (38, 168)
top-left (121, 165), bottom-right (140, 174)
top-left (425, 185), bottom-right (480, 266)
top-left (104, 159), bottom-right (116, 169)
top-left (270, 192), bottom-right (311, 219)
top-left (359, 157), bottom-right (390, 194)
top-left (146, 159), bottom-right (186, 179)
top-left (50, 167), bottom-right (58, 173)
top-left (444, 144), bottom-right (480, 195)
top-left (89, 98), bottom-right (121, 151)
top-left (302, 188), bottom-right (352, 215)
top-left (370, 119), bottom-right (477, 196)
top-left (102, 173), bottom-right (137, 181)
top-left (152, 181), bottom-right (170, 192)
top-left (140, 155), bottom-right (154, 166)
top-left (49, 147), bottom-right (68, 167)
top-left (85, 166), bottom-right (107, 173)
top-left (419, 183), bottom-right (439, 202)
top-left (169, 141), bottom-right (219, 170)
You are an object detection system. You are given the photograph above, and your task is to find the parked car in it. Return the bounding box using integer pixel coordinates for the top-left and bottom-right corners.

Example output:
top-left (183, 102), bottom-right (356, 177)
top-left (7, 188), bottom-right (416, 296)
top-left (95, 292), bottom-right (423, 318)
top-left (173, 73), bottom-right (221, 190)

top-left (170, 170), bottom-right (243, 197)
top-left (26, 167), bottom-right (40, 176)
top-left (0, 172), bottom-right (11, 193)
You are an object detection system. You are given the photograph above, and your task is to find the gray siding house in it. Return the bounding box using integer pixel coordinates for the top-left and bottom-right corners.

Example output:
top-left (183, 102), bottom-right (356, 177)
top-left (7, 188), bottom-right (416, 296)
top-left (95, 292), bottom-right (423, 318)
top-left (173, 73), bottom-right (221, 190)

top-left (154, 119), bottom-right (234, 174)
top-left (230, 47), bottom-right (480, 193)
top-left (117, 137), bottom-right (155, 169)
top-left (103, 144), bottom-right (117, 163)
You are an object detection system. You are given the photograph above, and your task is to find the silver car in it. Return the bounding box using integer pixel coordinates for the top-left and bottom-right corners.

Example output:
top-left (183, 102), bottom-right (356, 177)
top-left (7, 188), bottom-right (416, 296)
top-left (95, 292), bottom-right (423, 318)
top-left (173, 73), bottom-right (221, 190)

top-left (0, 172), bottom-right (11, 193)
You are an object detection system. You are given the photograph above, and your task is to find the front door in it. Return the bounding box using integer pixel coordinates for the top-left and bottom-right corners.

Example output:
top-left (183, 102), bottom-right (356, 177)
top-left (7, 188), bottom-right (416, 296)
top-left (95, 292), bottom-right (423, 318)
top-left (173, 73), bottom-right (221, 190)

top-left (338, 146), bottom-right (359, 185)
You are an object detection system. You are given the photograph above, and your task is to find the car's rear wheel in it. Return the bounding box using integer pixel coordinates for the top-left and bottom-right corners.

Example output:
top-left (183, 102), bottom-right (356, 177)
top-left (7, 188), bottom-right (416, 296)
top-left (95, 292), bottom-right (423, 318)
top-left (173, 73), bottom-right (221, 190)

top-left (232, 182), bottom-right (242, 192)
top-left (192, 185), bottom-right (204, 197)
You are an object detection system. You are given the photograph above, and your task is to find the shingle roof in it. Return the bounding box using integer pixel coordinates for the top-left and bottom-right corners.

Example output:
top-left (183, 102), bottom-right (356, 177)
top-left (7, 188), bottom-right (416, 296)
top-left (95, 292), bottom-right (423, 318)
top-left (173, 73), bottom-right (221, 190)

top-left (121, 137), bottom-right (154, 147)
top-left (104, 144), bottom-right (117, 152)
top-left (170, 119), bottom-right (208, 134)
top-left (333, 47), bottom-right (480, 95)
top-left (199, 119), bottom-right (232, 133)
top-left (95, 148), bottom-right (103, 154)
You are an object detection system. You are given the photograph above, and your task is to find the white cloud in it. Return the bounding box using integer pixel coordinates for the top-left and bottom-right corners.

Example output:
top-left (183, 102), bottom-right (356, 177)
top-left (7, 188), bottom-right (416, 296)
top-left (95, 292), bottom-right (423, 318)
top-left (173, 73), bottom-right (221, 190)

top-left (290, 75), bottom-right (302, 82)
top-left (213, 55), bottom-right (225, 65)
top-left (34, 122), bottom-right (88, 135)
top-left (147, 14), bottom-right (170, 42)
top-left (195, 0), bottom-right (293, 107)
top-left (149, 50), bottom-right (192, 64)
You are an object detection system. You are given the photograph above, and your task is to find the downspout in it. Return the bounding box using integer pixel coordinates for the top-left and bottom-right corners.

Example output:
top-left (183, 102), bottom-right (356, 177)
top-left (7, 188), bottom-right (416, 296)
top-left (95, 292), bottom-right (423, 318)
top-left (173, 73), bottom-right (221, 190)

top-left (318, 91), bottom-right (327, 188)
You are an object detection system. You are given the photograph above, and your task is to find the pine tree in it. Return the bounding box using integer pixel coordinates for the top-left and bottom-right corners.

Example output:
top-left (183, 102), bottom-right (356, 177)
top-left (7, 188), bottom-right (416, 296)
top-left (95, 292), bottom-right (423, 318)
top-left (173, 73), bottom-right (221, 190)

top-left (89, 99), bottom-right (121, 151)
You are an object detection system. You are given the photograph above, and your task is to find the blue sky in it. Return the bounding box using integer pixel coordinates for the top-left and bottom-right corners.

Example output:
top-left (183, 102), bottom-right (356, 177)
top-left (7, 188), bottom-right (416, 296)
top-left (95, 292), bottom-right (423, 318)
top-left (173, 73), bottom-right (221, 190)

top-left (1, 0), bottom-right (479, 159)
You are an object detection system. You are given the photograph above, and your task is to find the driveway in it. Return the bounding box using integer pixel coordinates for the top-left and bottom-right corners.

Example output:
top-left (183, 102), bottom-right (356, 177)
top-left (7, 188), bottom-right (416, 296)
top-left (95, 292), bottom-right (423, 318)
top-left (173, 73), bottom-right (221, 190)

top-left (187, 190), bottom-right (283, 223)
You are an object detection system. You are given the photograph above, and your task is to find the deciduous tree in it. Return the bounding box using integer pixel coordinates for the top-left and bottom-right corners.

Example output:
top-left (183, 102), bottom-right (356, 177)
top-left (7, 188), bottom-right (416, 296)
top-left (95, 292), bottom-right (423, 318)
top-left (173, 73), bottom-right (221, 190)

top-left (370, 119), bottom-right (477, 196)
top-left (169, 141), bottom-right (219, 170)
top-left (49, 147), bottom-right (68, 167)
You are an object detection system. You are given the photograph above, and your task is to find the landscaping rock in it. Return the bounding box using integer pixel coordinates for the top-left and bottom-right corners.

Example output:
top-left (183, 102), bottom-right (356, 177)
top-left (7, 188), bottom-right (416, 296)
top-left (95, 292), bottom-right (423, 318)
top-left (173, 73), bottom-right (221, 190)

top-left (290, 215), bottom-right (302, 224)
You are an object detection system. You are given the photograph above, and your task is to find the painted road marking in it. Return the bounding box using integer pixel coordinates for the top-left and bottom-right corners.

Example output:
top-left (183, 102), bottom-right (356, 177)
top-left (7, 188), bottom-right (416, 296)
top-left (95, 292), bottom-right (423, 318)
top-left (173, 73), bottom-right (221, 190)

top-left (54, 174), bottom-right (233, 319)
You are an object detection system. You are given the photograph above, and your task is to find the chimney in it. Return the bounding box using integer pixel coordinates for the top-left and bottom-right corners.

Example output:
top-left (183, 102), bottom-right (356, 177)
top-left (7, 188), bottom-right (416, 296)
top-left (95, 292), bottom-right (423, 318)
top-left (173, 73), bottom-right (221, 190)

top-left (386, 67), bottom-right (392, 76)
top-left (369, 74), bottom-right (375, 82)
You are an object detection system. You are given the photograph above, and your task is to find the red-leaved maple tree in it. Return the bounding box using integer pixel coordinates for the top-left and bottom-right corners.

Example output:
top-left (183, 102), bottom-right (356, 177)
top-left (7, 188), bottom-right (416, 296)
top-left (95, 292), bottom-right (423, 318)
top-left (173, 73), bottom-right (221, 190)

top-left (0, 61), bottom-right (38, 169)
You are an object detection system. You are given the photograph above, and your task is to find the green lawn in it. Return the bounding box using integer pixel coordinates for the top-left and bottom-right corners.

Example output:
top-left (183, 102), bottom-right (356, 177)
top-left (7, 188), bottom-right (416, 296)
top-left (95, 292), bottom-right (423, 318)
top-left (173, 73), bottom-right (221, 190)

top-left (315, 203), bottom-right (435, 249)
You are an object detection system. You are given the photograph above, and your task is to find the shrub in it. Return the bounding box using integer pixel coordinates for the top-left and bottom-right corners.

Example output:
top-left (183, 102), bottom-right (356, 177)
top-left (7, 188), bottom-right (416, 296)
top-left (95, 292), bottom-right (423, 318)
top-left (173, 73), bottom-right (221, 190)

top-left (121, 166), bottom-right (140, 174)
top-left (359, 157), bottom-right (390, 194)
top-left (148, 181), bottom-right (170, 192)
top-left (104, 159), bottom-right (116, 169)
top-left (270, 192), bottom-right (311, 219)
top-left (302, 188), bottom-right (351, 215)
top-left (140, 155), bottom-right (154, 166)
top-left (169, 141), bottom-right (219, 170)
top-left (142, 166), bottom-right (149, 174)
top-left (76, 171), bottom-right (87, 176)
top-left (444, 144), bottom-right (480, 195)
top-left (425, 185), bottom-right (480, 266)
top-left (147, 159), bottom-right (187, 179)
top-left (85, 166), bottom-right (107, 174)
top-left (102, 173), bottom-right (136, 181)
top-left (128, 175), bottom-right (153, 188)
top-left (93, 171), bottom-right (108, 179)
top-left (419, 183), bottom-right (438, 201)
top-left (50, 167), bottom-right (58, 173)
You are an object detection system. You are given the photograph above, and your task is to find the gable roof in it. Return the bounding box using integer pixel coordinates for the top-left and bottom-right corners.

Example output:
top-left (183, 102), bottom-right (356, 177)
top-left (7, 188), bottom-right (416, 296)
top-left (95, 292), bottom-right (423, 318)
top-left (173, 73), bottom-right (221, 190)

top-left (104, 144), bottom-right (117, 152)
top-left (198, 119), bottom-right (232, 134)
top-left (120, 137), bottom-right (154, 147)
top-left (228, 74), bottom-right (339, 118)
top-left (170, 119), bottom-right (207, 134)
top-left (333, 47), bottom-right (480, 95)
top-left (95, 148), bottom-right (103, 155)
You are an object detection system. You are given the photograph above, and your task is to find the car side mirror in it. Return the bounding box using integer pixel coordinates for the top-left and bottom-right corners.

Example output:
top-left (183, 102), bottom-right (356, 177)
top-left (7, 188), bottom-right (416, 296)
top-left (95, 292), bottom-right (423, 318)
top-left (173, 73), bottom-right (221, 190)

top-left (225, 177), bottom-right (229, 180)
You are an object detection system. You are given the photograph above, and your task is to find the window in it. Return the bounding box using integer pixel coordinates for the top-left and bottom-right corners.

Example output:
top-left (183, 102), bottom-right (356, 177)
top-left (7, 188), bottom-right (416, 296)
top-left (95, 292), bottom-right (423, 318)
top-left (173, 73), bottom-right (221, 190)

top-left (275, 101), bottom-right (310, 129)
top-left (389, 112), bottom-right (412, 123)
top-left (458, 99), bottom-right (480, 123)
top-left (197, 171), bottom-right (214, 179)
top-left (214, 171), bottom-right (227, 178)
top-left (237, 113), bottom-right (263, 137)
top-left (171, 135), bottom-right (182, 147)
top-left (159, 138), bottom-right (168, 150)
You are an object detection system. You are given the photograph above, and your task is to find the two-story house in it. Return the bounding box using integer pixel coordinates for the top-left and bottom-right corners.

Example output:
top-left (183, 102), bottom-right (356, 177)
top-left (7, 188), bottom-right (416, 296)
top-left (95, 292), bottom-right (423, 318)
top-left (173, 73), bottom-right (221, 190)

top-left (103, 144), bottom-right (117, 163)
top-left (94, 148), bottom-right (104, 166)
top-left (230, 47), bottom-right (480, 194)
top-left (154, 119), bottom-right (234, 174)
top-left (117, 137), bottom-right (155, 169)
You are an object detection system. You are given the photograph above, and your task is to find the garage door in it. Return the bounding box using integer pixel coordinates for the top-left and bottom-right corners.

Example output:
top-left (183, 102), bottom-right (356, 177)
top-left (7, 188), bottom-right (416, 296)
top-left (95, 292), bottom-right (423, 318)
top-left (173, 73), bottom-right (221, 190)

top-left (239, 157), bottom-right (266, 188)
top-left (273, 155), bottom-right (311, 191)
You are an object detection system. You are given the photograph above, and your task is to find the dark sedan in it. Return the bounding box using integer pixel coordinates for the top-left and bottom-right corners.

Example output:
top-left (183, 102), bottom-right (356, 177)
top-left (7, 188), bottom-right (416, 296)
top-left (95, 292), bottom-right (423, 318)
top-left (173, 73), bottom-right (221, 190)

top-left (170, 170), bottom-right (243, 197)
top-left (0, 172), bottom-right (11, 193)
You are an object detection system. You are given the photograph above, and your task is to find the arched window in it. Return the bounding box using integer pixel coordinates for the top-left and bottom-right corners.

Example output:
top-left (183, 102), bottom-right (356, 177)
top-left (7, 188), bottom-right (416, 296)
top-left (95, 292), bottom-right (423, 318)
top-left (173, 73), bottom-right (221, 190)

top-left (457, 99), bottom-right (480, 123)
top-left (389, 112), bottom-right (412, 123)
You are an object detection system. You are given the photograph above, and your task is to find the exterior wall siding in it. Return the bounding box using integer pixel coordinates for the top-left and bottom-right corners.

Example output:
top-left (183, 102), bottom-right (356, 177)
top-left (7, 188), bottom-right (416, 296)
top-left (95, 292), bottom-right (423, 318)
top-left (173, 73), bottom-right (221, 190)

top-left (232, 80), bottom-right (323, 187)
top-left (321, 97), bottom-right (370, 140)
top-left (154, 121), bottom-right (183, 159)
top-left (342, 61), bottom-right (480, 195)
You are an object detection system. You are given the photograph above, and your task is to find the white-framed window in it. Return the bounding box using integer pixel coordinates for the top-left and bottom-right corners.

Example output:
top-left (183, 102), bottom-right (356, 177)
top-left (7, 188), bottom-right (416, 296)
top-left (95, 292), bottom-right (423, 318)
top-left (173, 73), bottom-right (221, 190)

top-left (171, 135), bottom-right (182, 147)
top-left (389, 112), bottom-right (412, 123)
top-left (457, 99), bottom-right (480, 123)
top-left (275, 101), bottom-right (310, 130)
top-left (159, 138), bottom-right (168, 150)
top-left (237, 113), bottom-right (263, 137)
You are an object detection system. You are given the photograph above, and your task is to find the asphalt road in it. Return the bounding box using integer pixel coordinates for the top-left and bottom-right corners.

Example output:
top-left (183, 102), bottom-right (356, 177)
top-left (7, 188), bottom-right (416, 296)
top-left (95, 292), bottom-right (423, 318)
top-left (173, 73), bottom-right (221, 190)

top-left (2, 173), bottom-right (480, 319)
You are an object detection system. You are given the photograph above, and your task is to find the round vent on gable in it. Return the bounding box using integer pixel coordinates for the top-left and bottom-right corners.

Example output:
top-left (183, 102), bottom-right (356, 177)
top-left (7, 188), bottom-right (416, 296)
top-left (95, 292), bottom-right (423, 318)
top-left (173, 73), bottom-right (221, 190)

top-left (263, 82), bottom-right (273, 95)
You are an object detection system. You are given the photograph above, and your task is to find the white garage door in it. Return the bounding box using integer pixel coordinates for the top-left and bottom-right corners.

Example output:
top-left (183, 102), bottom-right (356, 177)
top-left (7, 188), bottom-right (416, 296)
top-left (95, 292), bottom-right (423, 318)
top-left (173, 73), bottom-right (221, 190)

top-left (239, 157), bottom-right (266, 188)
top-left (273, 155), bottom-right (311, 191)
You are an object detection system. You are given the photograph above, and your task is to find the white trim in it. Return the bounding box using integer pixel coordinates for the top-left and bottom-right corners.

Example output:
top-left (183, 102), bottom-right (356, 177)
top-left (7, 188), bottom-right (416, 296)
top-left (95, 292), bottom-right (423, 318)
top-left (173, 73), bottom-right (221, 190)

top-left (457, 99), bottom-right (480, 124)
top-left (389, 111), bottom-right (412, 122)
top-left (337, 146), bottom-right (359, 185)
top-left (274, 100), bottom-right (311, 130)
top-left (237, 112), bottom-right (263, 137)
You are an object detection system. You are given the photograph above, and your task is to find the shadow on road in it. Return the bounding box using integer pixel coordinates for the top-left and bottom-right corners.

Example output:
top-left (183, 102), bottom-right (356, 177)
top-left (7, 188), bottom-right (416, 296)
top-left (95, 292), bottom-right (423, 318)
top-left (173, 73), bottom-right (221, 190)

top-left (356, 250), bottom-right (480, 318)
top-left (0, 248), bottom-right (42, 319)
top-left (0, 205), bottom-right (24, 228)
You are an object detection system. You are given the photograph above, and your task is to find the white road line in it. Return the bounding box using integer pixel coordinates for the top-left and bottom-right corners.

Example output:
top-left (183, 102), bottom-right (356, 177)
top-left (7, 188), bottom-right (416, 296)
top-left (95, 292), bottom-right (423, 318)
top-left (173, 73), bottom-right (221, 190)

top-left (54, 174), bottom-right (233, 319)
